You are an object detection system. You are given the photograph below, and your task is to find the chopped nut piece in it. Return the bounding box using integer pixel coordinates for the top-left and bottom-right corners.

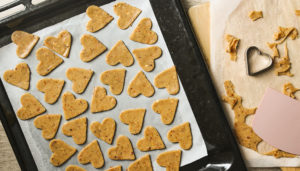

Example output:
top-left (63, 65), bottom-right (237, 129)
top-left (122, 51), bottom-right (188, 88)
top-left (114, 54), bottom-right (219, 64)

top-left (225, 34), bottom-right (240, 61)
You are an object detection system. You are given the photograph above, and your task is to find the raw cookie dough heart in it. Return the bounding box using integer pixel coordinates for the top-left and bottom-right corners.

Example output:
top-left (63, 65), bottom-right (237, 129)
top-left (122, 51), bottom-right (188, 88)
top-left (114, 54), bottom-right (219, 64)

top-left (106, 165), bottom-right (122, 171)
top-left (90, 117), bottom-right (116, 144)
top-left (36, 78), bottom-right (65, 104)
top-left (86, 5), bottom-right (113, 33)
top-left (11, 30), bottom-right (39, 58)
top-left (113, 2), bottom-right (141, 30)
top-left (66, 67), bottom-right (94, 94)
top-left (78, 140), bottom-right (104, 168)
top-left (33, 114), bottom-right (61, 140)
top-left (36, 47), bottom-right (63, 76)
top-left (154, 66), bottom-right (179, 95)
top-left (66, 165), bottom-right (86, 171)
top-left (3, 63), bottom-right (30, 90)
top-left (119, 108), bottom-right (145, 134)
top-left (49, 139), bottom-right (76, 166)
top-left (80, 34), bottom-right (107, 62)
top-left (100, 68), bottom-right (126, 95)
top-left (44, 30), bottom-right (72, 57)
top-left (108, 135), bottom-right (135, 160)
top-left (152, 98), bottom-right (179, 125)
top-left (128, 154), bottom-right (153, 171)
top-left (17, 93), bottom-right (46, 120)
top-left (132, 46), bottom-right (162, 72)
top-left (62, 117), bottom-right (87, 145)
top-left (167, 122), bottom-right (192, 150)
top-left (91, 86), bottom-right (117, 113)
top-left (62, 92), bottom-right (88, 120)
top-left (106, 40), bottom-right (134, 67)
top-left (137, 126), bottom-right (165, 151)
top-left (130, 18), bottom-right (158, 44)
top-left (127, 71), bottom-right (155, 97)
top-left (156, 150), bottom-right (182, 171)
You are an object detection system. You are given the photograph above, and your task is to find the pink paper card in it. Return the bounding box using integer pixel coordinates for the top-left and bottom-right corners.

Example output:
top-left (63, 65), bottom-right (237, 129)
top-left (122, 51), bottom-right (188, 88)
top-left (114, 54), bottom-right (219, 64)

top-left (252, 88), bottom-right (300, 155)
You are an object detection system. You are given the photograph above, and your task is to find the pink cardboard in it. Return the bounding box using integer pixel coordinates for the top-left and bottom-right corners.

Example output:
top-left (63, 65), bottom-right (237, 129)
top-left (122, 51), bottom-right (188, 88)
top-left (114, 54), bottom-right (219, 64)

top-left (252, 88), bottom-right (300, 155)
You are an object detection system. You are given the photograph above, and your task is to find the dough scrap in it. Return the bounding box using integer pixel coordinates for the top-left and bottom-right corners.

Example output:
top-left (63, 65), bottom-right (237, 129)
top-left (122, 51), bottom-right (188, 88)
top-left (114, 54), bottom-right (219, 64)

top-left (86, 5), bottom-right (113, 32)
top-left (127, 71), bottom-right (155, 97)
top-left (108, 135), bottom-right (135, 160)
top-left (114, 2), bottom-right (141, 29)
top-left (137, 126), bottom-right (165, 151)
top-left (36, 47), bottom-right (64, 76)
top-left (11, 30), bottom-right (39, 58)
top-left (167, 122), bottom-right (192, 150)
top-left (33, 114), bottom-right (61, 140)
top-left (17, 93), bottom-right (46, 120)
top-left (273, 26), bottom-right (298, 44)
top-left (295, 10), bottom-right (300, 16)
top-left (90, 118), bottom-right (116, 144)
top-left (130, 18), bottom-right (158, 44)
top-left (62, 117), bottom-right (87, 145)
top-left (106, 40), bottom-right (134, 67)
top-left (100, 68), bottom-right (126, 95)
top-left (65, 165), bottom-right (86, 171)
top-left (119, 108), bottom-right (146, 135)
top-left (128, 154), bottom-right (153, 171)
top-left (44, 30), bottom-right (72, 57)
top-left (66, 67), bottom-right (93, 94)
top-left (36, 78), bottom-right (65, 104)
top-left (156, 150), bottom-right (182, 171)
top-left (49, 139), bottom-right (76, 167)
top-left (152, 98), bottom-right (179, 125)
top-left (132, 46), bottom-right (162, 72)
top-left (78, 140), bottom-right (104, 168)
top-left (266, 42), bottom-right (279, 58)
top-left (3, 62), bottom-right (30, 90)
top-left (283, 82), bottom-right (299, 99)
top-left (154, 66), bottom-right (179, 95)
top-left (62, 92), bottom-right (88, 120)
top-left (91, 86), bottom-right (117, 113)
top-left (80, 34), bottom-right (107, 62)
top-left (275, 43), bottom-right (293, 77)
top-left (105, 165), bottom-right (122, 171)
top-left (265, 148), bottom-right (297, 158)
top-left (248, 11), bottom-right (263, 21)
top-left (225, 34), bottom-right (240, 61)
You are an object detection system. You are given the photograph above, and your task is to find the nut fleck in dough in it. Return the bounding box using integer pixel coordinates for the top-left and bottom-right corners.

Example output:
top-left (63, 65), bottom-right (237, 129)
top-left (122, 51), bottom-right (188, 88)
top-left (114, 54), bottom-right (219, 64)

top-left (100, 68), bottom-right (126, 95)
top-left (127, 71), bottom-right (155, 97)
top-left (90, 118), bottom-right (116, 144)
top-left (49, 139), bottom-right (76, 167)
top-left (17, 93), bottom-right (46, 120)
top-left (133, 46), bottom-right (162, 72)
top-left (119, 108), bottom-right (146, 135)
top-left (225, 34), bottom-right (240, 61)
top-left (295, 10), bottom-right (300, 16)
top-left (86, 5), bottom-right (113, 33)
top-left (36, 78), bottom-right (65, 104)
top-left (130, 18), bottom-right (158, 44)
top-left (283, 82), bottom-right (299, 99)
top-left (3, 62), bottom-right (30, 90)
top-left (11, 30), bottom-right (39, 58)
top-left (66, 67), bottom-right (94, 94)
top-left (267, 42), bottom-right (279, 58)
top-left (137, 126), bottom-right (165, 151)
top-left (106, 40), bottom-right (134, 67)
top-left (62, 91), bottom-right (88, 120)
top-left (36, 47), bottom-right (64, 76)
top-left (91, 86), bottom-right (117, 113)
top-left (128, 154), bottom-right (153, 171)
top-left (114, 2), bottom-right (141, 30)
top-left (66, 165), bottom-right (86, 171)
top-left (44, 30), bottom-right (72, 58)
top-left (152, 98), bottom-right (179, 125)
top-left (108, 135), bottom-right (135, 160)
top-left (62, 117), bottom-right (87, 145)
top-left (78, 140), bottom-right (104, 169)
top-left (167, 122), bottom-right (192, 150)
top-left (273, 26), bottom-right (298, 43)
top-left (154, 66), bottom-right (179, 95)
top-left (265, 148), bottom-right (296, 158)
top-left (105, 165), bottom-right (122, 171)
top-left (156, 150), bottom-right (182, 171)
top-left (275, 43), bottom-right (293, 77)
top-left (33, 114), bottom-right (61, 140)
top-left (80, 34), bottom-right (107, 62)
top-left (248, 11), bottom-right (263, 21)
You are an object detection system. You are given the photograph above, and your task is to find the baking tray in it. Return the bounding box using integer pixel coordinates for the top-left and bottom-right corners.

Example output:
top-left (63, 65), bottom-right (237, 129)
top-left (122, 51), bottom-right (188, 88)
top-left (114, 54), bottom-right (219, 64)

top-left (0, 0), bottom-right (247, 170)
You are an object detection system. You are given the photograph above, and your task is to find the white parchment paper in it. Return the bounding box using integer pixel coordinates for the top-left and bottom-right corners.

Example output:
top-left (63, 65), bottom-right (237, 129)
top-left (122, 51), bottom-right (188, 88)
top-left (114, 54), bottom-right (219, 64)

top-left (0, 0), bottom-right (207, 170)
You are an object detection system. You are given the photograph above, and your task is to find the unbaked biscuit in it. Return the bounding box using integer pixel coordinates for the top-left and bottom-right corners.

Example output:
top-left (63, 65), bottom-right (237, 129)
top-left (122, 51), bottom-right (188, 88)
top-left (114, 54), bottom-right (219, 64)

top-left (49, 139), bottom-right (76, 167)
top-left (62, 91), bottom-right (88, 120)
top-left (44, 30), bottom-right (72, 58)
top-left (33, 114), bottom-right (61, 140)
top-left (80, 34), bottom-right (107, 62)
top-left (137, 126), bottom-right (165, 151)
top-left (100, 68), bottom-right (126, 95)
top-left (119, 108), bottom-right (146, 135)
top-left (36, 47), bottom-right (63, 76)
top-left (78, 140), bottom-right (104, 168)
top-left (3, 63), bottom-right (30, 90)
top-left (154, 66), bottom-right (179, 95)
top-left (167, 122), bottom-right (192, 150)
top-left (36, 78), bottom-right (65, 104)
top-left (130, 18), bottom-right (158, 44)
top-left (91, 86), bottom-right (117, 113)
top-left (105, 165), bottom-right (122, 171)
top-left (62, 117), bottom-right (87, 145)
top-left (11, 30), bottom-right (39, 58)
top-left (152, 98), bottom-right (178, 124)
top-left (156, 150), bottom-right (182, 171)
top-left (90, 118), bottom-right (116, 144)
top-left (65, 165), bottom-right (86, 171)
top-left (128, 154), bottom-right (153, 171)
top-left (66, 67), bottom-right (93, 94)
top-left (86, 5), bottom-right (113, 32)
top-left (17, 93), bottom-right (46, 120)
top-left (106, 40), bottom-right (134, 67)
top-left (132, 46), bottom-right (162, 72)
top-left (108, 135), bottom-right (135, 160)
top-left (127, 71), bottom-right (154, 97)
top-left (114, 2), bottom-right (141, 30)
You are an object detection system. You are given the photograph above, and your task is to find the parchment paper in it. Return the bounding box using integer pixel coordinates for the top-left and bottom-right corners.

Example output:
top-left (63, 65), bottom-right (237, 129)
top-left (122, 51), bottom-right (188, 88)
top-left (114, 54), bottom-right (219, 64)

top-left (211, 0), bottom-right (300, 167)
top-left (0, 0), bottom-right (207, 170)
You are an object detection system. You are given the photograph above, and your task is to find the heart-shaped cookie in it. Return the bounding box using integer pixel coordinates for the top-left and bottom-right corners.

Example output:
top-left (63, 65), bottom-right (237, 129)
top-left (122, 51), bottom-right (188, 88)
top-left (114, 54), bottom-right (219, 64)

top-left (80, 34), bottom-right (107, 62)
top-left (36, 78), bottom-right (65, 104)
top-left (154, 66), bottom-right (179, 95)
top-left (86, 5), bottom-right (114, 33)
top-left (100, 68), bottom-right (126, 95)
top-left (130, 18), bottom-right (158, 44)
top-left (78, 140), bottom-right (104, 168)
top-left (62, 92), bottom-right (88, 120)
top-left (137, 126), bottom-right (165, 151)
top-left (33, 114), bottom-right (61, 140)
top-left (133, 46), bottom-right (162, 72)
top-left (90, 118), bottom-right (116, 144)
top-left (152, 98), bottom-right (179, 125)
top-left (128, 154), bottom-right (153, 171)
top-left (108, 135), bottom-right (135, 160)
top-left (36, 47), bottom-right (64, 76)
top-left (113, 2), bottom-right (141, 30)
top-left (62, 117), bottom-right (87, 145)
top-left (49, 139), bottom-right (76, 166)
top-left (106, 165), bottom-right (122, 171)
top-left (156, 150), bottom-right (182, 171)
top-left (119, 108), bottom-right (145, 135)
top-left (66, 67), bottom-right (94, 94)
top-left (91, 86), bottom-right (117, 113)
top-left (65, 165), bottom-right (86, 171)
top-left (11, 31), bottom-right (39, 58)
top-left (167, 122), bottom-right (192, 150)
top-left (127, 71), bottom-right (155, 97)
top-left (3, 62), bottom-right (30, 90)
top-left (17, 93), bottom-right (46, 120)
top-left (106, 40), bottom-right (134, 67)
top-left (44, 30), bottom-right (72, 57)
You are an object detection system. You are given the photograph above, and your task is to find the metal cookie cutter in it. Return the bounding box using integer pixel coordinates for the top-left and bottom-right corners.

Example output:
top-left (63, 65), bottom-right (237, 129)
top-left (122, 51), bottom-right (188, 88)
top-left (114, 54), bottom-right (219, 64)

top-left (245, 46), bottom-right (273, 76)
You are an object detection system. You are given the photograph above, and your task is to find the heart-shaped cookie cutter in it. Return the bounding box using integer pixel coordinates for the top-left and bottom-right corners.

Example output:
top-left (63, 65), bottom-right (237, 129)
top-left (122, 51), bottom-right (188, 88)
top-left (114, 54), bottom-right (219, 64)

top-left (245, 46), bottom-right (273, 76)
